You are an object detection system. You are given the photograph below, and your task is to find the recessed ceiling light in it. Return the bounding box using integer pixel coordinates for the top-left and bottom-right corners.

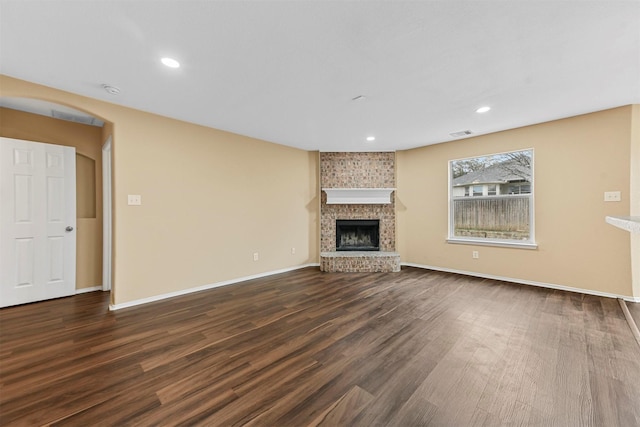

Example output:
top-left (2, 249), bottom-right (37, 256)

top-left (161, 57), bottom-right (180, 68)
top-left (366, 136), bottom-right (376, 142)
top-left (476, 106), bottom-right (491, 113)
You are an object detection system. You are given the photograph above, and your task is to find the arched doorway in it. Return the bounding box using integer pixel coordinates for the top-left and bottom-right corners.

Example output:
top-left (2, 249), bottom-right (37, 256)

top-left (0, 97), bottom-right (113, 304)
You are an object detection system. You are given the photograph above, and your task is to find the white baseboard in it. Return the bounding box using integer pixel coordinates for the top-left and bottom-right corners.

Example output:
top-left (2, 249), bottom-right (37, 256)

top-left (75, 286), bottom-right (103, 294)
top-left (109, 263), bottom-right (321, 311)
top-left (401, 262), bottom-right (640, 303)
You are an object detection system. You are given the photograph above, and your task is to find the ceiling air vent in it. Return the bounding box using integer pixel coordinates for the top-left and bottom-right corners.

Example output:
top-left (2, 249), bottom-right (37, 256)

top-left (449, 130), bottom-right (473, 138)
top-left (51, 110), bottom-right (104, 127)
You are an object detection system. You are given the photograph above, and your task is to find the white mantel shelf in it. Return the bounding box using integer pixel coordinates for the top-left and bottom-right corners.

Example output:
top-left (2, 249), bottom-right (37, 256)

top-left (322, 188), bottom-right (396, 204)
top-left (605, 216), bottom-right (640, 234)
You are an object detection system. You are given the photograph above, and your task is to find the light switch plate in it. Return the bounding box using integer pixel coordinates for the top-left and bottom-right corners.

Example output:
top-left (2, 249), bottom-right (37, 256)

top-left (604, 191), bottom-right (621, 202)
top-left (128, 194), bottom-right (142, 205)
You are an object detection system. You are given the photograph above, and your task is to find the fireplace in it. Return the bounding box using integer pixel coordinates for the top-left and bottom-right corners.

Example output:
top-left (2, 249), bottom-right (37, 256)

top-left (336, 219), bottom-right (380, 251)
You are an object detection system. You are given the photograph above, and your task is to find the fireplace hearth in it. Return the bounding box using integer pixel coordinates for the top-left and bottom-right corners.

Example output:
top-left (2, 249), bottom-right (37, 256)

top-left (336, 219), bottom-right (379, 251)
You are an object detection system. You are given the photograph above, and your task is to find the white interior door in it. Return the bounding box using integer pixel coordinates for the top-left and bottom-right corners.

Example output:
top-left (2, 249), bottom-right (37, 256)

top-left (0, 137), bottom-right (76, 308)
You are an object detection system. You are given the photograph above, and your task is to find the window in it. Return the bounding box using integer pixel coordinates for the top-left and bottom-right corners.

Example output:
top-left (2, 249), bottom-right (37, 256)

top-left (449, 149), bottom-right (535, 248)
top-left (508, 183), bottom-right (531, 194)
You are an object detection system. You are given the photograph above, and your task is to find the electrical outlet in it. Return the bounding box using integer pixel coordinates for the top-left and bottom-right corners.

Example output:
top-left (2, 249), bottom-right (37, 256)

top-left (253, 252), bottom-right (259, 261)
top-left (604, 191), bottom-right (621, 202)
top-left (127, 194), bottom-right (142, 205)
top-left (472, 251), bottom-right (479, 259)
top-left (291, 247), bottom-right (296, 254)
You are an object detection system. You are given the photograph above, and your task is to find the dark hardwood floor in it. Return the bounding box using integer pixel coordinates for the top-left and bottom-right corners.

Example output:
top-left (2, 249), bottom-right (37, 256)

top-left (1, 267), bottom-right (639, 426)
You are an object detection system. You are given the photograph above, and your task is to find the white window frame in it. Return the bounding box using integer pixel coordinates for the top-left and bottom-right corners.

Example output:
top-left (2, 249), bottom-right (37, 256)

top-left (447, 149), bottom-right (537, 249)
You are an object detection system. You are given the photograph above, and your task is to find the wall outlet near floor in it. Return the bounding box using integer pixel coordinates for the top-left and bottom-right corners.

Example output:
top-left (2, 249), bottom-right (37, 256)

top-left (253, 252), bottom-right (259, 261)
top-left (604, 191), bottom-right (621, 202)
top-left (472, 251), bottom-right (479, 259)
top-left (291, 247), bottom-right (296, 254)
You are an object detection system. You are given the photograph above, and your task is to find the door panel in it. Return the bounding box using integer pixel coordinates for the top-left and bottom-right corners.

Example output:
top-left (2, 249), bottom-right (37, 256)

top-left (1, 137), bottom-right (76, 307)
top-left (14, 174), bottom-right (33, 222)
top-left (15, 237), bottom-right (34, 286)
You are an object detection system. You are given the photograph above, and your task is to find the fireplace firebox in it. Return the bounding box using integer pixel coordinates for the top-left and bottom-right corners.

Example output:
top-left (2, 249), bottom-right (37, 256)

top-left (336, 219), bottom-right (380, 251)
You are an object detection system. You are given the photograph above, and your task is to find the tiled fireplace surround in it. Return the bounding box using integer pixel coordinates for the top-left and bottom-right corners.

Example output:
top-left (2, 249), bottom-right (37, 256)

top-left (320, 152), bottom-right (401, 272)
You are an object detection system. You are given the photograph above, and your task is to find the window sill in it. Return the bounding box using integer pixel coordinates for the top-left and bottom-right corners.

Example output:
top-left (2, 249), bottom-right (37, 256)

top-left (446, 238), bottom-right (538, 250)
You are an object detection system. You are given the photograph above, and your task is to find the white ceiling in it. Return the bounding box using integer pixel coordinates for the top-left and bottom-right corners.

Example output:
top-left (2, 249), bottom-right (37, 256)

top-left (1, 1), bottom-right (638, 152)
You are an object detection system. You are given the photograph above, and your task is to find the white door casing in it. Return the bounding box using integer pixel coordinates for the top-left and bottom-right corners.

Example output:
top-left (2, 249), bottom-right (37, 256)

top-left (0, 137), bottom-right (76, 307)
top-left (102, 136), bottom-right (112, 292)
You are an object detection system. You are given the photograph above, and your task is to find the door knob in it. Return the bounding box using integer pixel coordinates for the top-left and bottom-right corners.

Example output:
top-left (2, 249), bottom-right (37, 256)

top-left (65, 226), bottom-right (74, 232)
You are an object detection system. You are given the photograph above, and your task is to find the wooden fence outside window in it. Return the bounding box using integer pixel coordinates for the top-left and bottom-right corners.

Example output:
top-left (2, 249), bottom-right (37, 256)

top-left (453, 195), bottom-right (530, 240)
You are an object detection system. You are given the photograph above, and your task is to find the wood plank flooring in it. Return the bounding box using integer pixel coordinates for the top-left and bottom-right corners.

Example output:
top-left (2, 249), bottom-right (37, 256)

top-left (1, 267), bottom-right (639, 426)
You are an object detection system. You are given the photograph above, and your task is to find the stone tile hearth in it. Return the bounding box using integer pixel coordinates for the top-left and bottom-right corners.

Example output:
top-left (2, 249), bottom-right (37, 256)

top-left (320, 251), bottom-right (401, 273)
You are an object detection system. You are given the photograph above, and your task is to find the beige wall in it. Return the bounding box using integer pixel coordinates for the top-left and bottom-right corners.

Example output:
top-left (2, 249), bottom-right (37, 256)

top-left (0, 75), bottom-right (319, 306)
top-left (397, 106), bottom-right (636, 298)
top-left (0, 107), bottom-right (104, 290)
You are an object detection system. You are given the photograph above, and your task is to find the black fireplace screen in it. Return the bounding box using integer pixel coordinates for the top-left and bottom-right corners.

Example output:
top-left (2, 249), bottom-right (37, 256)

top-left (336, 219), bottom-right (380, 251)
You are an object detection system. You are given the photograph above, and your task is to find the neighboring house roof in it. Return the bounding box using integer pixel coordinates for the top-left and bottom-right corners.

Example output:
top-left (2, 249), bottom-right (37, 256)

top-left (452, 160), bottom-right (531, 186)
